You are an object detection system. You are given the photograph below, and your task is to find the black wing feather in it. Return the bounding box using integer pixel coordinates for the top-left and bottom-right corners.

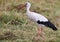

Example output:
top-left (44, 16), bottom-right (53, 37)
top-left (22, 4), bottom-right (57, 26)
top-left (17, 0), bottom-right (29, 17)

top-left (37, 20), bottom-right (57, 31)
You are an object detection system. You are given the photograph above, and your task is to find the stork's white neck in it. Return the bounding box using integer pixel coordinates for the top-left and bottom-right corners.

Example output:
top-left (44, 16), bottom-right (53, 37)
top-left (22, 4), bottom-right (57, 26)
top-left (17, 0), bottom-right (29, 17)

top-left (26, 5), bottom-right (30, 12)
top-left (26, 2), bottom-right (31, 12)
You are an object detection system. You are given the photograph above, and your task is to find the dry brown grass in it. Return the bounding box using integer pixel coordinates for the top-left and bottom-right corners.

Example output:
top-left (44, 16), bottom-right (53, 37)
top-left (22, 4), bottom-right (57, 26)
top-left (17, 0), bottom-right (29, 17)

top-left (0, 0), bottom-right (60, 42)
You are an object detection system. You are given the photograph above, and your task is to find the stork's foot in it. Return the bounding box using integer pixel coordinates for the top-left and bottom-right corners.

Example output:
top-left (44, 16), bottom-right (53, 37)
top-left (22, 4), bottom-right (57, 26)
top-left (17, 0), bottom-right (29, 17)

top-left (36, 28), bottom-right (46, 42)
top-left (32, 35), bottom-right (46, 42)
top-left (32, 28), bottom-right (46, 42)
top-left (32, 35), bottom-right (40, 42)
top-left (33, 35), bottom-right (46, 42)
top-left (40, 32), bottom-right (46, 42)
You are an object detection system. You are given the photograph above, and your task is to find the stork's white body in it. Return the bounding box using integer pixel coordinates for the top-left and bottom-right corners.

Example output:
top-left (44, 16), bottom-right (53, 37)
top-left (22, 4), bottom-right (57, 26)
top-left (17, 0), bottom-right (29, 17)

top-left (26, 11), bottom-right (48, 22)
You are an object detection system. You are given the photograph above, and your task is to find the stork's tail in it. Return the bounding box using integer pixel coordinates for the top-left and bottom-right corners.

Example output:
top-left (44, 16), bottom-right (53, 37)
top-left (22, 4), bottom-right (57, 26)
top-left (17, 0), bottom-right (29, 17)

top-left (44, 21), bottom-right (57, 31)
top-left (37, 20), bottom-right (57, 31)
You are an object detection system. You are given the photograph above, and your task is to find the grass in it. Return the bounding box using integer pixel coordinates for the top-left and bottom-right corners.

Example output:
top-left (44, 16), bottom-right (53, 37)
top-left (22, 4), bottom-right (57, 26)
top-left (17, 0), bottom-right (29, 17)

top-left (0, 0), bottom-right (60, 42)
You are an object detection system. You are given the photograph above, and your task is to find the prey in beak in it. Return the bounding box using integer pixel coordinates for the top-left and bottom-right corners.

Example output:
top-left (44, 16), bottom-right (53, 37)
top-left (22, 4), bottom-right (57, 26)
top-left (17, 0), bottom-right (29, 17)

top-left (16, 4), bottom-right (26, 10)
top-left (14, 3), bottom-right (26, 12)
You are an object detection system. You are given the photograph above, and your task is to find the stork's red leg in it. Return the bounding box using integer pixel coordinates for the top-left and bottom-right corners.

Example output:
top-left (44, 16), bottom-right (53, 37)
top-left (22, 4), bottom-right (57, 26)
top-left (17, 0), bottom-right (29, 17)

top-left (37, 28), bottom-right (42, 39)
top-left (33, 28), bottom-right (42, 42)
top-left (41, 28), bottom-right (46, 42)
top-left (37, 28), bottom-right (46, 42)
top-left (38, 28), bottom-right (41, 36)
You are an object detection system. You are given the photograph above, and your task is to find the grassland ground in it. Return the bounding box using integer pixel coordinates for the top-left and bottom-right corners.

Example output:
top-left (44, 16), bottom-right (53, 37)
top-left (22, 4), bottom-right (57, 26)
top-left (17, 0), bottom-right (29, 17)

top-left (0, 0), bottom-right (60, 42)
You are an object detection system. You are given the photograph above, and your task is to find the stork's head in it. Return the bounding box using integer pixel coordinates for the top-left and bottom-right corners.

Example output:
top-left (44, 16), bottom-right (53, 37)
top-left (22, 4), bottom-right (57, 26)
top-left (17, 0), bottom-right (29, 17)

top-left (25, 2), bottom-right (31, 8)
top-left (19, 2), bottom-right (31, 9)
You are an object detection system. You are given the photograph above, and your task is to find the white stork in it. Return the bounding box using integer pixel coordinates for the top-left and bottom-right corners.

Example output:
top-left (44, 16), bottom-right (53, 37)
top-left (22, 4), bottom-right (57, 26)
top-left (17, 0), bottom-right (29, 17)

top-left (21, 2), bottom-right (57, 41)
